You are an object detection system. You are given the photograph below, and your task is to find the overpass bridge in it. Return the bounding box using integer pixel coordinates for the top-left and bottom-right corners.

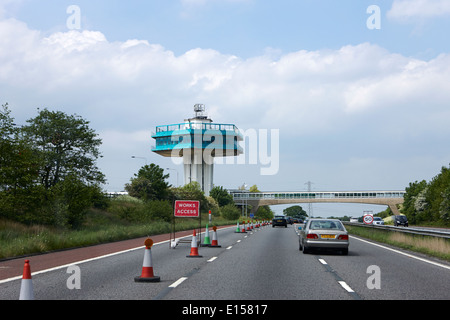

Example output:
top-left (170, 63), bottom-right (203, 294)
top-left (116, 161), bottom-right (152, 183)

top-left (230, 190), bottom-right (406, 215)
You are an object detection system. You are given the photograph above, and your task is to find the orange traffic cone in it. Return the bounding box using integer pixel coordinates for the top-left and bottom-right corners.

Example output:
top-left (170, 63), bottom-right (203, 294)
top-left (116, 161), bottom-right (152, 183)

top-left (187, 229), bottom-right (202, 258)
top-left (135, 239), bottom-right (160, 282)
top-left (210, 226), bottom-right (221, 248)
top-left (19, 260), bottom-right (34, 300)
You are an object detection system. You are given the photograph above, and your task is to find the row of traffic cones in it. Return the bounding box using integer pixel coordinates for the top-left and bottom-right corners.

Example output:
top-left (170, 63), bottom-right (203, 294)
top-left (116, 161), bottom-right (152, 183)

top-left (17, 223), bottom-right (246, 298)
top-left (235, 220), bottom-right (269, 233)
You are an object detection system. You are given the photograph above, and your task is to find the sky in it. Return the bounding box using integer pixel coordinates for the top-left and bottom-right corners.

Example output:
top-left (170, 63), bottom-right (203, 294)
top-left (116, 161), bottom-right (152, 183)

top-left (1, 0), bottom-right (450, 217)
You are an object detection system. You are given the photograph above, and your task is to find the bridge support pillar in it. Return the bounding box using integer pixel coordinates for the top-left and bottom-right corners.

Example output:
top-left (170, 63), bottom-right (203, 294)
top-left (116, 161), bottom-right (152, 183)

top-left (389, 204), bottom-right (401, 215)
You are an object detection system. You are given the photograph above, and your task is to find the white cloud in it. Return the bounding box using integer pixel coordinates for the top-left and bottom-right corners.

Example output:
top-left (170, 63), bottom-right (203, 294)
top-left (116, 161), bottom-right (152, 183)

top-left (1, 18), bottom-right (449, 190)
top-left (388, 0), bottom-right (450, 21)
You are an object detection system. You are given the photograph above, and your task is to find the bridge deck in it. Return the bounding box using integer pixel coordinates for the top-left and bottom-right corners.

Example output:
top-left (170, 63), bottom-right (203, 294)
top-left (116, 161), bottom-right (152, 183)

top-left (230, 190), bottom-right (405, 215)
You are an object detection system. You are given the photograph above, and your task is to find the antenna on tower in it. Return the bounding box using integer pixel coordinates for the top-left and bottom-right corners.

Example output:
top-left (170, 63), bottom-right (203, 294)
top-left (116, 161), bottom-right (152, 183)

top-left (193, 104), bottom-right (207, 119)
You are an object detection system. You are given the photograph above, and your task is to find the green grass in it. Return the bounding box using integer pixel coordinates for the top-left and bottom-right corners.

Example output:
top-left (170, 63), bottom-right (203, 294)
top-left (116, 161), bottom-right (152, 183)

top-left (0, 206), bottom-right (237, 260)
top-left (346, 224), bottom-right (450, 262)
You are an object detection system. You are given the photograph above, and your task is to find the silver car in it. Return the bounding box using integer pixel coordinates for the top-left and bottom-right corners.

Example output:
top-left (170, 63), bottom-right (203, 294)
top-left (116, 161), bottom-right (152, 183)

top-left (298, 219), bottom-right (349, 255)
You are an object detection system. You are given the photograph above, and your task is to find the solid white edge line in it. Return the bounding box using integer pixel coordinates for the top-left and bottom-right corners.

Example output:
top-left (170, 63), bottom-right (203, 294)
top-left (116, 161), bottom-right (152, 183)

top-left (0, 226), bottom-right (237, 284)
top-left (338, 281), bottom-right (355, 293)
top-left (350, 235), bottom-right (450, 271)
top-left (169, 277), bottom-right (188, 288)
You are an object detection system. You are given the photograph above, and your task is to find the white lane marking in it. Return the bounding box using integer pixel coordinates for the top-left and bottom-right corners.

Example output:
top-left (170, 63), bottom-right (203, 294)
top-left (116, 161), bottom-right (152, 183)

top-left (0, 226), bottom-right (238, 284)
top-left (169, 277), bottom-right (188, 288)
top-left (207, 257), bottom-right (217, 263)
top-left (318, 259), bottom-right (327, 265)
top-left (350, 236), bottom-right (450, 271)
top-left (237, 240), bottom-right (241, 243)
top-left (338, 281), bottom-right (355, 293)
top-left (226, 246), bottom-right (233, 250)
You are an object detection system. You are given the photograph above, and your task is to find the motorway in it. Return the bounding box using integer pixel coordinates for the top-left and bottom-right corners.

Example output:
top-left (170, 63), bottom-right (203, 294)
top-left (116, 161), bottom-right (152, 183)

top-left (1, 223), bottom-right (450, 301)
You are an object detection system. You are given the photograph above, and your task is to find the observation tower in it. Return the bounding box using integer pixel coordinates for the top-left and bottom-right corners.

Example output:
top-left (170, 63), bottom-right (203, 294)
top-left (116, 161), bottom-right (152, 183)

top-left (151, 104), bottom-right (243, 195)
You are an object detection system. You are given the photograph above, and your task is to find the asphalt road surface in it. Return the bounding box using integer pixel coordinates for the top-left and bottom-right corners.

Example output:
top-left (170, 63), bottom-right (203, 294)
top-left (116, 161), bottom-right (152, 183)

top-left (1, 223), bottom-right (450, 302)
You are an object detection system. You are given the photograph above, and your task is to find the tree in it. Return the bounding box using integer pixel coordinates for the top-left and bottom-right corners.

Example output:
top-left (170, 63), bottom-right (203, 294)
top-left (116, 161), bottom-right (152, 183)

top-left (255, 205), bottom-right (274, 220)
top-left (209, 186), bottom-right (233, 207)
top-left (172, 181), bottom-right (208, 211)
top-left (283, 205), bottom-right (307, 218)
top-left (402, 180), bottom-right (427, 224)
top-left (125, 163), bottom-right (170, 201)
top-left (21, 108), bottom-right (105, 189)
top-left (439, 186), bottom-right (450, 223)
top-left (1, 106), bottom-right (107, 227)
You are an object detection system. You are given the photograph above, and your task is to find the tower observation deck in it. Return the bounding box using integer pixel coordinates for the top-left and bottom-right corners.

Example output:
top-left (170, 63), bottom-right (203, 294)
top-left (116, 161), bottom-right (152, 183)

top-left (151, 104), bottom-right (243, 195)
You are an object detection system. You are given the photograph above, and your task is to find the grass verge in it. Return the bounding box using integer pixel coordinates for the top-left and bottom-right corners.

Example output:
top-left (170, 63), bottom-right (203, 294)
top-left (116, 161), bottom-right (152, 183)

top-left (346, 224), bottom-right (450, 262)
top-left (0, 213), bottom-right (236, 260)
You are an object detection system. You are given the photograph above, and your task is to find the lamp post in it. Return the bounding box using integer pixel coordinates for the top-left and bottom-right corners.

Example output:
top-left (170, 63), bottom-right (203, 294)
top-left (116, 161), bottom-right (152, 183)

top-left (131, 156), bottom-right (147, 165)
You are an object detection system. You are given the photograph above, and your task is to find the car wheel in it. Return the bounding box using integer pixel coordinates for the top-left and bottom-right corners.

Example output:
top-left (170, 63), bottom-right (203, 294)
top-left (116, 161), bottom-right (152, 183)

top-left (299, 241), bottom-right (303, 251)
top-left (303, 245), bottom-right (309, 254)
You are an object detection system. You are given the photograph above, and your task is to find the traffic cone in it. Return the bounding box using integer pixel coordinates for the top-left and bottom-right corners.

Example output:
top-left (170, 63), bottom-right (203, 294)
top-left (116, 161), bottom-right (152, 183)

top-left (135, 239), bottom-right (160, 282)
top-left (241, 221), bottom-right (247, 233)
top-left (246, 221), bottom-right (251, 232)
top-left (187, 229), bottom-right (202, 258)
top-left (19, 260), bottom-right (34, 300)
top-left (201, 224), bottom-right (211, 247)
top-left (235, 221), bottom-right (241, 233)
top-left (210, 226), bottom-right (221, 248)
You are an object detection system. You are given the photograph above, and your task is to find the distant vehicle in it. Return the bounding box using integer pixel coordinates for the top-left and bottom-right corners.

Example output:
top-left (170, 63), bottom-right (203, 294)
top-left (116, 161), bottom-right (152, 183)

top-left (373, 217), bottom-right (384, 225)
top-left (298, 219), bottom-right (349, 255)
top-left (286, 216), bottom-right (293, 224)
top-left (272, 216), bottom-right (287, 228)
top-left (349, 217), bottom-right (359, 223)
top-left (393, 215), bottom-right (408, 227)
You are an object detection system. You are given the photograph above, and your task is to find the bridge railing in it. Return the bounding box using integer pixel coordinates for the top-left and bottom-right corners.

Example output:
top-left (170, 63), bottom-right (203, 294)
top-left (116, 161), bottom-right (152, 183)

top-left (230, 191), bottom-right (406, 201)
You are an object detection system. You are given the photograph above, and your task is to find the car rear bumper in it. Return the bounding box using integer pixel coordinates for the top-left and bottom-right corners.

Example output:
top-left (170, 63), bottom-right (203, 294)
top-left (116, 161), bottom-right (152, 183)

top-left (305, 240), bottom-right (349, 249)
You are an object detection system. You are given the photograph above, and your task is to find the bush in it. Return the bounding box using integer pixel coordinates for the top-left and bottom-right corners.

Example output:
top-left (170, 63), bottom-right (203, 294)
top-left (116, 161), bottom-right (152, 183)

top-left (220, 204), bottom-right (241, 220)
top-left (146, 200), bottom-right (173, 222)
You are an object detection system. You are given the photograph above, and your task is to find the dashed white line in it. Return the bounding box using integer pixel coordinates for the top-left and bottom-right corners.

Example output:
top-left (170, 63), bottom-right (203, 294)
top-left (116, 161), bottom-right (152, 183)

top-left (318, 259), bottom-right (327, 265)
top-left (169, 277), bottom-right (188, 288)
top-left (338, 281), bottom-right (355, 293)
top-left (207, 257), bottom-right (217, 263)
top-left (226, 246), bottom-right (233, 250)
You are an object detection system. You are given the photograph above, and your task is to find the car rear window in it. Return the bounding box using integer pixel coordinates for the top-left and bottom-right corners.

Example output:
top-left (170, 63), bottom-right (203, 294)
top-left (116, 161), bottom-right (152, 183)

top-left (309, 221), bottom-right (344, 230)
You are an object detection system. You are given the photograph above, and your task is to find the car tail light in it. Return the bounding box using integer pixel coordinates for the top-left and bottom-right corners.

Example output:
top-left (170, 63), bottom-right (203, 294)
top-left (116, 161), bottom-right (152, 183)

top-left (307, 233), bottom-right (318, 239)
top-left (338, 235), bottom-right (349, 240)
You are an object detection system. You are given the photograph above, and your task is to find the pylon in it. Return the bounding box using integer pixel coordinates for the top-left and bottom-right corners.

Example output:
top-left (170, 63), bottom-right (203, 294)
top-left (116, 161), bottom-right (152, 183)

top-left (187, 229), bottom-right (202, 258)
top-left (246, 221), bottom-right (251, 232)
top-left (135, 239), bottom-right (160, 282)
top-left (201, 224), bottom-right (211, 247)
top-left (19, 260), bottom-right (34, 300)
top-left (241, 221), bottom-right (247, 233)
top-left (210, 226), bottom-right (221, 248)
